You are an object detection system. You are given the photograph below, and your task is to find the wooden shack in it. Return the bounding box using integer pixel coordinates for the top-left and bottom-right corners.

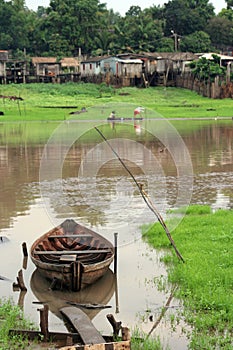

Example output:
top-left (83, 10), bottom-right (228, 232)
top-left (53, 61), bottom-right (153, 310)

top-left (0, 50), bottom-right (8, 84)
top-left (81, 55), bottom-right (142, 86)
top-left (58, 57), bottom-right (80, 83)
top-left (60, 57), bottom-right (79, 73)
top-left (81, 55), bottom-right (109, 78)
top-left (31, 57), bottom-right (60, 82)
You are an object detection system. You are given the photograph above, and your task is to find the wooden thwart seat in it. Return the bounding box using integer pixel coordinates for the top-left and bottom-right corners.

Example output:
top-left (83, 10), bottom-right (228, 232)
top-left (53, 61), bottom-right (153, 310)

top-left (48, 234), bottom-right (92, 239)
top-left (34, 249), bottom-right (111, 255)
top-left (59, 254), bottom-right (77, 263)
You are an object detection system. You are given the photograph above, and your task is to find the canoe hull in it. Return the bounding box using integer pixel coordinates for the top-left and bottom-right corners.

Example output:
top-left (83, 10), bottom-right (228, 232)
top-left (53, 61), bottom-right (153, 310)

top-left (31, 254), bottom-right (114, 290)
top-left (30, 219), bottom-right (114, 291)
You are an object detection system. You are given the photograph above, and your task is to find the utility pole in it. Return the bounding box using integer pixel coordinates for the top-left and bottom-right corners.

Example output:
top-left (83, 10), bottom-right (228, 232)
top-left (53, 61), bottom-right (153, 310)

top-left (171, 30), bottom-right (180, 51)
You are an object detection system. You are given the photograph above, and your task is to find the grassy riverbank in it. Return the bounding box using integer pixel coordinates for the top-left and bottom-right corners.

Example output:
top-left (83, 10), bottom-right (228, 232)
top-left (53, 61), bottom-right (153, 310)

top-left (142, 205), bottom-right (233, 349)
top-left (0, 83), bottom-right (233, 121)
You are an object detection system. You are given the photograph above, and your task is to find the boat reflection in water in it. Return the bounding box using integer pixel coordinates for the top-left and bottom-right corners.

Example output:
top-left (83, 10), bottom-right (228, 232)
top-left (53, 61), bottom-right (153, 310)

top-left (30, 267), bottom-right (116, 321)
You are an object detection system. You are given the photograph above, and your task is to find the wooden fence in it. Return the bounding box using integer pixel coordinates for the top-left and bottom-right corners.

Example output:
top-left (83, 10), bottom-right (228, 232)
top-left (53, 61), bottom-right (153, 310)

top-left (176, 72), bottom-right (233, 99)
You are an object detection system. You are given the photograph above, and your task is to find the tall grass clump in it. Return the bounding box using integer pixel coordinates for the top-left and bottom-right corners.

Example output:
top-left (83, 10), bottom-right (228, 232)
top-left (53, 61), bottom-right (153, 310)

top-left (131, 328), bottom-right (165, 350)
top-left (0, 298), bottom-right (36, 349)
top-left (142, 205), bottom-right (233, 349)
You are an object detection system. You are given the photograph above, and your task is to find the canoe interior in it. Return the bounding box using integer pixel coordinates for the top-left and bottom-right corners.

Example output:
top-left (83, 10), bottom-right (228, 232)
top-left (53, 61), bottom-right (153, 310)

top-left (30, 219), bottom-right (114, 291)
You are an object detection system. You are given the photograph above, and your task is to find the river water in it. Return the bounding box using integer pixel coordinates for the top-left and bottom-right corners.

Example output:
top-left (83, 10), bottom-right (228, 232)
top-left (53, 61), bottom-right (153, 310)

top-left (0, 117), bottom-right (232, 349)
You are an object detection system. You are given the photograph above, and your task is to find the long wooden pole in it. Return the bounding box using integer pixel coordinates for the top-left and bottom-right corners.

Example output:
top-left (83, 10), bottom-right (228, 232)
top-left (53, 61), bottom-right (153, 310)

top-left (114, 232), bottom-right (118, 275)
top-left (95, 127), bottom-right (185, 263)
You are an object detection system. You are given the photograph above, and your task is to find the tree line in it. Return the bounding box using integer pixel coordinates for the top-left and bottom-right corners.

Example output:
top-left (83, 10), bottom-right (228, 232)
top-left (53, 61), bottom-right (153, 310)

top-left (1, 0), bottom-right (233, 60)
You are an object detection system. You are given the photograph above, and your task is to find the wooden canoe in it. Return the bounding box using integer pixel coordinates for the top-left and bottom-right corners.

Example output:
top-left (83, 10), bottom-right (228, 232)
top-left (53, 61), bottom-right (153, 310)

top-left (30, 219), bottom-right (114, 291)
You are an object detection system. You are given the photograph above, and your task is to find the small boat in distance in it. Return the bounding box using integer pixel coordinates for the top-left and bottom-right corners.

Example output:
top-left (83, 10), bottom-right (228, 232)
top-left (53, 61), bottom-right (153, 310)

top-left (30, 219), bottom-right (114, 291)
top-left (107, 117), bottom-right (143, 121)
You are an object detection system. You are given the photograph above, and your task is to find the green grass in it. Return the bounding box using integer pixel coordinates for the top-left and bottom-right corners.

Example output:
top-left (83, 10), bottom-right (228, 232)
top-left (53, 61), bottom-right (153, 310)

top-left (0, 298), bottom-right (37, 349)
top-left (0, 83), bottom-right (232, 122)
top-left (142, 205), bottom-right (233, 349)
top-left (131, 328), bottom-right (165, 350)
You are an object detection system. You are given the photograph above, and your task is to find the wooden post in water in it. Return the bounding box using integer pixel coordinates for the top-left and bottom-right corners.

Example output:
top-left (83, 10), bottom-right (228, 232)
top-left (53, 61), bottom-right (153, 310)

top-left (38, 304), bottom-right (49, 342)
top-left (114, 232), bottom-right (118, 275)
top-left (13, 269), bottom-right (27, 292)
top-left (22, 242), bottom-right (28, 257)
top-left (106, 314), bottom-right (122, 337)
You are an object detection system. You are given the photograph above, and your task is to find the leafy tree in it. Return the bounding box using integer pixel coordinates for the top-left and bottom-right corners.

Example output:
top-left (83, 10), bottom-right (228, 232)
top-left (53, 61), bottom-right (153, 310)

top-left (125, 5), bottom-right (142, 17)
top-left (226, 0), bottom-right (233, 9)
top-left (180, 31), bottom-right (212, 52)
top-left (43, 0), bottom-right (106, 56)
top-left (91, 8), bottom-right (121, 55)
top-left (164, 0), bottom-right (214, 36)
top-left (206, 16), bottom-right (233, 50)
top-left (218, 8), bottom-right (233, 21)
top-left (156, 37), bottom-right (174, 52)
top-left (119, 6), bottom-right (164, 52)
top-left (0, 0), bottom-right (31, 51)
top-left (189, 55), bottom-right (226, 81)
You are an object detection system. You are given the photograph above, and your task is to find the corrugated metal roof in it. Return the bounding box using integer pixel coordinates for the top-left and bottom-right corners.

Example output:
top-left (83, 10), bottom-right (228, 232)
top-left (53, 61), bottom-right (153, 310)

top-left (117, 52), bottom-right (198, 61)
top-left (200, 53), bottom-right (233, 60)
top-left (118, 59), bottom-right (142, 63)
top-left (81, 55), bottom-right (112, 63)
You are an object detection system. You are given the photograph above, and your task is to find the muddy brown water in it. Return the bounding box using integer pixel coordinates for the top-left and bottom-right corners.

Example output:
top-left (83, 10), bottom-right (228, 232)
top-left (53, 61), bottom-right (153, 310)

top-left (0, 119), bottom-right (232, 349)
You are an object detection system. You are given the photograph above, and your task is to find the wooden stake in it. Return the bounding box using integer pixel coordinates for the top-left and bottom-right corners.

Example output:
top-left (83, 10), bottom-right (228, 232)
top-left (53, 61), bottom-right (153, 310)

top-left (115, 275), bottom-right (120, 314)
top-left (22, 256), bottom-right (28, 270)
top-left (106, 314), bottom-right (122, 337)
top-left (38, 304), bottom-right (49, 342)
top-left (122, 327), bottom-right (130, 341)
top-left (18, 290), bottom-right (27, 309)
top-left (13, 269), bottom-right (27, 291)
top-left (22, 242), bottom-right (28, 257)
top-left (114, 232), bottom-right (118, 275)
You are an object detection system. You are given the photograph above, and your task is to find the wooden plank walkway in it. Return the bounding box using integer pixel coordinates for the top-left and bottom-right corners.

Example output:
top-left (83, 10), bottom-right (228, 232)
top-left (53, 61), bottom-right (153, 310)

top-left (60, 306), bottom-right (105, 345)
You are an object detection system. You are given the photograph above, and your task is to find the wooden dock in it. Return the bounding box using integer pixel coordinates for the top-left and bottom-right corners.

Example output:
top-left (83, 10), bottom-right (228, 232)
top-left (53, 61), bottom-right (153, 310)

top-left (60, 306), bottom-right (105, 344)
top-left (60, 306), bottom-right (131, 350)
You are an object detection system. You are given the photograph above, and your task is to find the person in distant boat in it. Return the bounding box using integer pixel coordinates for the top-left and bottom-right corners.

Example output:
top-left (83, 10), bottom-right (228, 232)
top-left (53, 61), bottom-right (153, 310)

top-left (109, 111), bottom-right (116, 119)
top-left (134, 106), bottom-right (144, 117)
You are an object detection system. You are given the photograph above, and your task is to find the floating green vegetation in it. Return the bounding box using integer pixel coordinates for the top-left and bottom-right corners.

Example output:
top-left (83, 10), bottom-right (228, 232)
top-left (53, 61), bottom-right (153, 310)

top-left (142, 205), bottom-right (233, 349)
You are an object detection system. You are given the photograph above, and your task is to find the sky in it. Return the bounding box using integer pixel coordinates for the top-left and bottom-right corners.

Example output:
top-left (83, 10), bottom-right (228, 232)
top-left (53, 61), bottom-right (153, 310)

top-left (26, 0), bottom-right (226, 15)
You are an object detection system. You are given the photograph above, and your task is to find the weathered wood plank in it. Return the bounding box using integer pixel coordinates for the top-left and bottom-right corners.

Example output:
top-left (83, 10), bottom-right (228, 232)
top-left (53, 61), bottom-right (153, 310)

top-left (48, 234), bottom-right (93, 239)
top-left (60, 306), bottom-right (105, 345)
top-left (58, 340), bottom-right (131, 349)
top-left (34, 249), bottom-right (110, 255)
